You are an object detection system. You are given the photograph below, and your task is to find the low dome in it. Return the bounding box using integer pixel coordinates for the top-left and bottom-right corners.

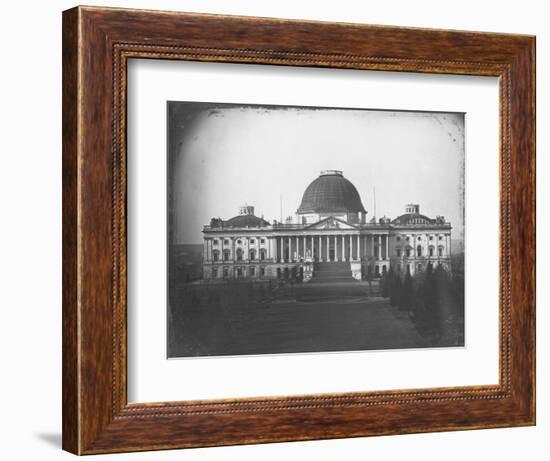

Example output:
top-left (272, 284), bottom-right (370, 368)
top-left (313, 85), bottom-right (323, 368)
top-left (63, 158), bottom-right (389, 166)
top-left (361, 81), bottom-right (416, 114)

top-left (392, 213), bottom-right (434, 225)
top-left (297, 170), bottom-right (366, 214)
top-left (223, 214), bottom-right (270, 228)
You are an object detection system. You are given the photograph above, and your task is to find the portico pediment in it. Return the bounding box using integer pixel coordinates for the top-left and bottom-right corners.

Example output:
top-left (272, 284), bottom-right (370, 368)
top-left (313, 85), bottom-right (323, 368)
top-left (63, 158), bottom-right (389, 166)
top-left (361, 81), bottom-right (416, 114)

top-left (305, 216), bottom-right (357, 230)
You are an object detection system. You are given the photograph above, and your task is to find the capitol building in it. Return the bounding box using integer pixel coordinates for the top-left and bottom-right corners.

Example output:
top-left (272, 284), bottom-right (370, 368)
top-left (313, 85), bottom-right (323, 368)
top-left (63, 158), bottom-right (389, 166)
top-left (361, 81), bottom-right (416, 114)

top-left (202, 170), bottom-right (452, 281)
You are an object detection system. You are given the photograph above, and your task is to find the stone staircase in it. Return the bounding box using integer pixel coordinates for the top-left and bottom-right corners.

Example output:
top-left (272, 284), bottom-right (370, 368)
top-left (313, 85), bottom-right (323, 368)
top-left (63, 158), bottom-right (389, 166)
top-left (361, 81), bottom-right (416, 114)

top-left (311, 262), bottom-right (353, 282)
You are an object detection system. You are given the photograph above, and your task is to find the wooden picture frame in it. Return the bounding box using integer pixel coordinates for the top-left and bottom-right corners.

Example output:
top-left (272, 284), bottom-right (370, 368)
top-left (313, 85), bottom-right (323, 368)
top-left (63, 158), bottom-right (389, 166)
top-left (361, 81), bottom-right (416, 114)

top-left (62, 5), bottom-right (535, 454)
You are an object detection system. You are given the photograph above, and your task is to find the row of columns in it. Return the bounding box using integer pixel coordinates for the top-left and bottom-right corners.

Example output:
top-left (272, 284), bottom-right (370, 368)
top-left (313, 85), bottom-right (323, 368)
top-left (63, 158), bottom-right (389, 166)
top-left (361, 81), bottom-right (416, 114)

top-left (205, 234), bottom-right (391, 263)
top-left (273, 234), bottom-right (390, 263)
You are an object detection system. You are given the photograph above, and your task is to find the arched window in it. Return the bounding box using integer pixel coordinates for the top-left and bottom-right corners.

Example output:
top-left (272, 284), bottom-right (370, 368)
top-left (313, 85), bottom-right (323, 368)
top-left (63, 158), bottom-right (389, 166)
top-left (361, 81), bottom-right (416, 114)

top-left (405, 247), bottom-right (412, 258)
top-left (249, 249), bottom-right (256, 260)
top-left (212, 250), bottom-right (219, 262)
top-left (223, 267), bottom-right (229, 277)
top-left (250, 266), bottom-right (256, 276)
top-left (382, 265), bottom-right (387, 275)
top-left (212, 267), bottom-right (218, 278)
top-left (223, 249), bottom-right (230, 261)
top-left (260, 267), bottom-right (265, 277)
top-left (236, 248), bottom-right (243, 261)
top-left (260, 249), bottom-right (266, 260)
top-left (375, 265), bottom-right (380, 277)
top-left (417, 263), bottom-right (422, 272)
top-left (417, 245), bottom-right (422, 257)
top-left (429, 246), bottom-right (434, 257)
top-left (438, 246), bottom-right (444, 257)
top-left (396, 247), bottom-right (402, 257)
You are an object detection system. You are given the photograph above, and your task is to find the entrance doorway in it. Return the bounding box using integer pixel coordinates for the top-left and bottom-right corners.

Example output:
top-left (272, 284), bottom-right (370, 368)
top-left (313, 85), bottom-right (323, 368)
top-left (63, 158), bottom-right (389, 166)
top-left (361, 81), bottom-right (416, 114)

top-left (329, 249), bottom-right (335, 261)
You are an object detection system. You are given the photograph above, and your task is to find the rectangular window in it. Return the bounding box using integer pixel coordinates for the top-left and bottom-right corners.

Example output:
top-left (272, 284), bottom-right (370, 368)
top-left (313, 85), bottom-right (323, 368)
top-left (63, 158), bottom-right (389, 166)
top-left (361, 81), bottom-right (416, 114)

top-left (260, 267), bottom-right (265, 276)
top-left (260, 238), bottom-right (265, 244)
top-left (212, 268), bottom-right (218, 278)
top-left (396, 248), bottom-right (402, 257)
top-left (250, 267), bottom-right (256, 276)
top-left (250, 239), bottom-right (255, 244)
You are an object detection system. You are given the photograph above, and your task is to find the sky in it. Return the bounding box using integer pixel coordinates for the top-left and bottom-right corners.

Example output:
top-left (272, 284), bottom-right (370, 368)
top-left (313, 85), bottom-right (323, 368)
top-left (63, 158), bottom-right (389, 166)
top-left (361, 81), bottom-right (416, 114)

top-left (168, 102), bottom-right (464, 244)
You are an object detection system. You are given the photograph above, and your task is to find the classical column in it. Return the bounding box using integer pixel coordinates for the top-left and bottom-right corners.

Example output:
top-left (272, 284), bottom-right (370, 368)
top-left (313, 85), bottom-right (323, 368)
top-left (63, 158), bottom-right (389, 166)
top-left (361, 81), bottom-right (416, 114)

top-left (311, 235), bottom-right (314, 259)
top-left (290, 236), bottom-right (294, 261)
top-left (326, 235), bottom-right (330, 261)
top-left (318, 235), bottom-right (322, 261)
top-left (345, 235), bottom-right (348, 261)
top-left (358, 234), bottom-right (361, 261)
top-left (302, 236), bottom-right (306, 258)
top-left (386, 235), bottom-right (389, 260)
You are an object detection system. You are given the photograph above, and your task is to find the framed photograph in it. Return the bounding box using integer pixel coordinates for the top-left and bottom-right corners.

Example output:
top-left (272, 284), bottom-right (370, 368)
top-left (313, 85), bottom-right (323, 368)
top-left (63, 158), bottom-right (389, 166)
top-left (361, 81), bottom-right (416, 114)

top-left (62, 6), bottom-right (535, 454)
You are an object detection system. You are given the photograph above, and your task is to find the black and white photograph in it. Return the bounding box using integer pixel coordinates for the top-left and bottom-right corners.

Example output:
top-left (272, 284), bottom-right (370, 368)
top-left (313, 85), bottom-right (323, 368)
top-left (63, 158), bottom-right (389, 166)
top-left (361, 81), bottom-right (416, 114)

top-left (167, 101), bottom-right (465, 358)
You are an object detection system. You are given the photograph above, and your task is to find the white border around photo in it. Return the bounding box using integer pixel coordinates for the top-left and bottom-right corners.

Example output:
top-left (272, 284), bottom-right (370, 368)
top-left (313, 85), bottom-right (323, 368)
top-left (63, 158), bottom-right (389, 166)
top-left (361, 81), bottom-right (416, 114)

top-left (127, 59), bottom-right (499, 403)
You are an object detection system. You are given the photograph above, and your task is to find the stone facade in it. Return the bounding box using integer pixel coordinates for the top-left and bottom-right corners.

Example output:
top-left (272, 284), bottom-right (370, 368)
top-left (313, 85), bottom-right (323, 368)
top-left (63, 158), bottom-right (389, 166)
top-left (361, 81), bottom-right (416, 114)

top-left (202, 171), bottom-right (452, 281)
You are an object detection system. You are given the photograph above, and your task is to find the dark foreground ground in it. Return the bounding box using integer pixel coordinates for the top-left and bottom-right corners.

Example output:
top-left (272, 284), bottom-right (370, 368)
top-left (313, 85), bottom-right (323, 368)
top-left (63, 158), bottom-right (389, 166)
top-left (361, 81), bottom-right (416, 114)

top-left (168, 280), bottom-right (462, 358)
